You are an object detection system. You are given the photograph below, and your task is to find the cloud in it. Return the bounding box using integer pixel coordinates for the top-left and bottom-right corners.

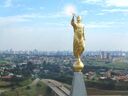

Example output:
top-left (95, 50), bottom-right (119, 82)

top-left (0, 6), bottom-right (71, 27)
top-left (81, 0), bottom-right (102, 4)
top-left (106, 0), bottom-right (128, 7)
top-left (81, 0), bottom-right (128, 7)
top-left (0, 12), bottom-right (69, 28)
top-left (43, 12), bottom-right (65, 18)
top-left (40, 7), bottom-right (44, 10)
top-left (4, 0), bottom-right (12, 7)
top-left (96, 12), bottom-right (105, 15)
top-left (0, 12), bottom-right (64, 25)
top-left (86, 21), bottom-right (115, 28)
top-left (86, 21), bottom-right (128, 29)
top-left (102, 8), bottom-right (128, 14)
top-left (0, 16), bottom-right (26, 25)
top-left (87, 31), bottom-right (128, 51)
top-left (0, 4), bottom-right (74, 27)
top-left (97, 8), bottom-right (128, 15)
top-left (80, 10), bottom-right (88, 16)
top-left (0, 13), bottom-right (39, 26)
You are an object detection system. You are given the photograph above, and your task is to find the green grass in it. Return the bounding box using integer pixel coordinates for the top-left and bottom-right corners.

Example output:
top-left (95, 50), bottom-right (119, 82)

top-left (18, 78), bottom-right (32, 86)
top-left (85, 59), bottom-right (128, 69)
top-left (1, 80), bottom-right (52, 96)
top-left (64, 83), bottom-right (128, 95)
top-left (87, 88), bottom-right (128, 95)
top-left (0, 60), bottom-right (8, 65)
top-left (0, 81), bottom-right (11, 87)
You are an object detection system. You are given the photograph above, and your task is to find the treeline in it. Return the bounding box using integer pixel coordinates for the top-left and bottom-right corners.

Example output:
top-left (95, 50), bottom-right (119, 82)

top-left (86, 79), bottom-right (128, 90)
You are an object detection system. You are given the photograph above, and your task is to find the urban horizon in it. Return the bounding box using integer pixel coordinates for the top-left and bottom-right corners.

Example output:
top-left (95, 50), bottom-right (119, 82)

top-left (0, 49), bottom-right (128, 52)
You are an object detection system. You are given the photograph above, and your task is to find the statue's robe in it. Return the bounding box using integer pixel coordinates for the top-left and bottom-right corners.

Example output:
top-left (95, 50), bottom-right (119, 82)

top-left (71, 21), bottom-right (85, 58)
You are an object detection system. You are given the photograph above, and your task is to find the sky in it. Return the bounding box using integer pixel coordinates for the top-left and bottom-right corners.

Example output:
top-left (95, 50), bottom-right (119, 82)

top-left (0, 0), bottom-right (128, 51)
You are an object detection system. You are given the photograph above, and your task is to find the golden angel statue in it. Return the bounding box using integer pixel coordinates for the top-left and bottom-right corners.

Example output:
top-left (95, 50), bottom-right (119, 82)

top-left (71, 14), bottom-right (85, 72)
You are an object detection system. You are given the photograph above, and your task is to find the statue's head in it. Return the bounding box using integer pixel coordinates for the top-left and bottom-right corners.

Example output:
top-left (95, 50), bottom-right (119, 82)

top-left (77, 16), bottom-right (82, 23)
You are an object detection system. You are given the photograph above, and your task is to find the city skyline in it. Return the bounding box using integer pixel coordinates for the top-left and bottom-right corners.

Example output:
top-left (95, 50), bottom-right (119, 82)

top-left (0, 0), bottom-right (128, 51)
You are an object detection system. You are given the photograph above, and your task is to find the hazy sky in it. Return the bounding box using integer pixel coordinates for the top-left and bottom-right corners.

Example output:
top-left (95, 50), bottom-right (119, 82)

top-left (0, 0), bottom-right (128, 51)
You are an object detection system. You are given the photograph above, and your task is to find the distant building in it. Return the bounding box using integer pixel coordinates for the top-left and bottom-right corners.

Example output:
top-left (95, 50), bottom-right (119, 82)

top-left (100, 51), bottom-right (111, 60)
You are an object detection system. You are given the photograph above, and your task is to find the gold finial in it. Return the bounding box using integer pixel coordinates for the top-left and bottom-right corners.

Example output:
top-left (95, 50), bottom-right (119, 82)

top-left (71, 15), bottom-right (85, 72)
top-left (73, 58), bottom-right (84, 72)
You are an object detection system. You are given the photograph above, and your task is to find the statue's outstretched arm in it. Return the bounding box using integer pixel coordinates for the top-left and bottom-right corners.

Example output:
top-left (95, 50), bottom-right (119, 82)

top-left (71, 16), bottom-right (76, 27)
